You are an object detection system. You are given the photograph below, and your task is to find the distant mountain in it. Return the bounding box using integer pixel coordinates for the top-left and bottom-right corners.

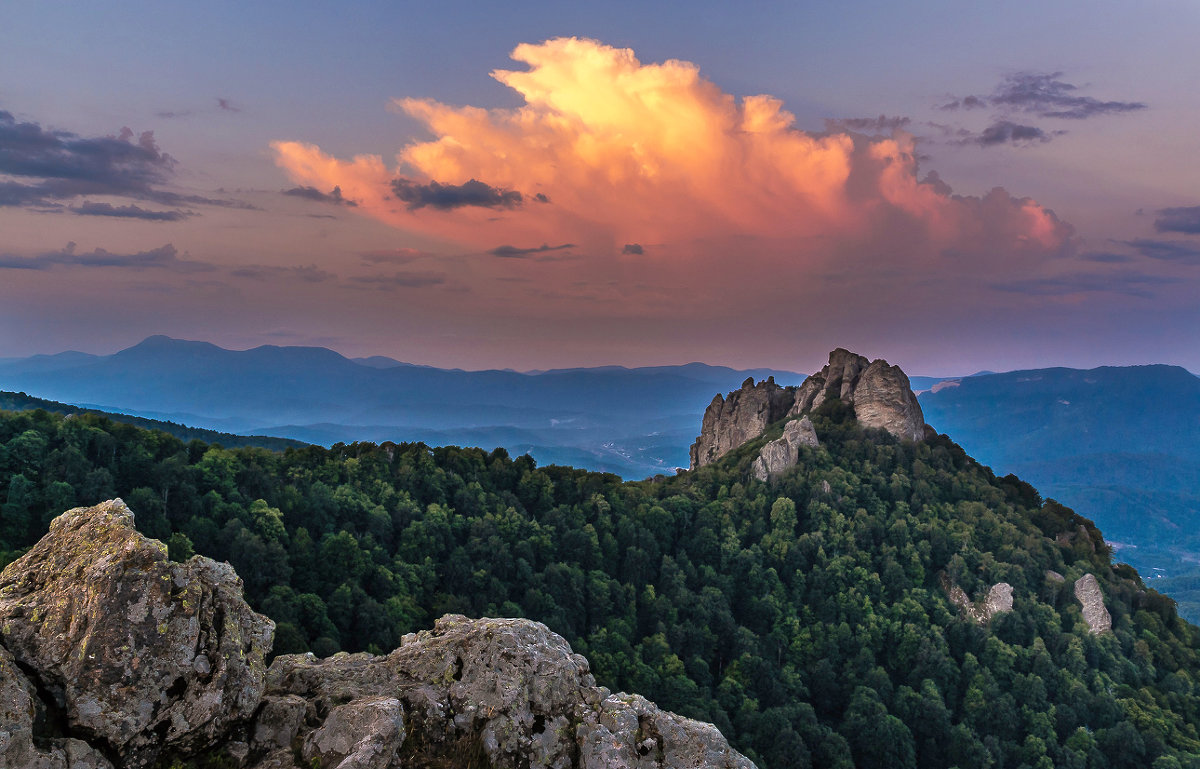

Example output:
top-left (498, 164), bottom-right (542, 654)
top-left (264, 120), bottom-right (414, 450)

top-left (920, 364), bottom-right (1200, 618)
top-left (0, 336), bottom-right (807, 479)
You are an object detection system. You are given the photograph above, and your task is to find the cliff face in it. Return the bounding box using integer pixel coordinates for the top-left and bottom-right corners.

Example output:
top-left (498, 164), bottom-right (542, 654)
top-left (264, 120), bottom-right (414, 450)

top-left (690, 348), bottom-right (931, 471)
top-left (0, 500), bottom-right (754, 769)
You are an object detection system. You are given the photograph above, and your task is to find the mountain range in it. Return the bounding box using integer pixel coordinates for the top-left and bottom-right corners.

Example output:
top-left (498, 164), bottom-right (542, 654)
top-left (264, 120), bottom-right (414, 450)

top-left (5, 336), bottom-right (1200, 619)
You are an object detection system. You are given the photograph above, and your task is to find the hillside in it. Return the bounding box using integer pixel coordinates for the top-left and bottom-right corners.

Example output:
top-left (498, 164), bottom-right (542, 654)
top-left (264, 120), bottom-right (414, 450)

top-left (3, 394), bottom-right (1200, 767)
top-left (920, 365), bottom-right (1200, 619)
top-left (0, 390), bottom-right (308, 451)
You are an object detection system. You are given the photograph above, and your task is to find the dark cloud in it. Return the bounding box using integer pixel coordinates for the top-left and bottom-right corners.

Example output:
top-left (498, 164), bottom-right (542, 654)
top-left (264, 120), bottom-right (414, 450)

top-left (975, 121), bottom-right (1053, 146)
top-left (348, 271), bottom-right (446, 289)
top-left (1079, 251), bottom-right (1136, 264)
top-left (534, 193), bottom-right (550, 203)
top-left (939, 95), bottom-right (988, 111)
top-left (229, 264), bottom-right (334, 283)
top-left (359, 248), bottom-right (426, 265)
top-left (488, 243), bottom-right (574, 258)
top-left (0, 242), bottom-right (213, 273)
top-left (824, 115), bottom-right (911, 133)
top-left (1121, 238), bottom-right (1200, 265)
top-left (0, 109), bottom-right (252, 210)
top-left (621, 243), bottom-right (644, 255)
top-left (1154, 206), bottom-right (1200, 235)
top-left (990, 72), bottom-right (1146, 119)
top-left (282, 184), bottom-right (357, 206)
top-left (217, 98), bottom-right (241, 113)
top-left (391, 177), bottom-right (523, 210)
top-left (991, 269), bottom-right (1173, 298)
top-left (70, 201), bottom-right (191, 221)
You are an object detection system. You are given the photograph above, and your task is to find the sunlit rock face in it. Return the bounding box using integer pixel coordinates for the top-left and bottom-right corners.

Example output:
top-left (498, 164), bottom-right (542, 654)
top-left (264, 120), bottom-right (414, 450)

top-left (690, 348), bottom-right (931, 470)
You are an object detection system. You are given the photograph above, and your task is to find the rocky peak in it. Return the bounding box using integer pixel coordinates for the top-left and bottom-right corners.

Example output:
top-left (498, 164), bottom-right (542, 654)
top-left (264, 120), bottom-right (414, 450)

top-left (690, 348), bottom-right (932, 470)
top-left (0, 501), bottom-right (755, 769)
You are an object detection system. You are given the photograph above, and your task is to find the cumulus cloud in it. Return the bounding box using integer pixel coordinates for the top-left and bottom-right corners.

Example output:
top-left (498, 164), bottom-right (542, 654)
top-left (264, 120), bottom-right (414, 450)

top-left (283, 184), bottom-right (357, 206)
top-left (622, 243), bottom-right (644, 255)
top-left (1154, 206), bottom-right (1200, 235)
top-left (0, 242), bottom-right (213, 272)
top-left (272, 38), bottom-right (1072, 284)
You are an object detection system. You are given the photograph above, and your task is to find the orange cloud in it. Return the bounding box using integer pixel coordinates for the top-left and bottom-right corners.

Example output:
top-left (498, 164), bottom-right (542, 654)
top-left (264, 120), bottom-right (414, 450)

top-left (272, 37), bottom-right (1072, 269)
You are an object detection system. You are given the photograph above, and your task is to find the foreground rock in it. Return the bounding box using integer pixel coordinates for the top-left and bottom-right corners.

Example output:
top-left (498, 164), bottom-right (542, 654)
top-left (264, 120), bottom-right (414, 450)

top-left (257, 614), bottom-right (753, 769)
top-left (0, 501), bottom-right (755, 769)
top-left (0, 499), bottom-right (274, 767)
top-left (691, 348), bottom-right (931, 470)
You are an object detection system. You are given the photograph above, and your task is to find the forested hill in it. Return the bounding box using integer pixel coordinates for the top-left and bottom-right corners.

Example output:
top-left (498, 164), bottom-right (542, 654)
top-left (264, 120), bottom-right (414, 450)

top-left (0, 390), bottom-right (307, 451)
top-left (3, 403), bottom-right (1200, 768)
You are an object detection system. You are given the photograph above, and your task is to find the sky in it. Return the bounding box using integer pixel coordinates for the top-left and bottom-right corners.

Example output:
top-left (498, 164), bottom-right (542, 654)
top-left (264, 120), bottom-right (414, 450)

top-left (1, 1), bottom-right (1198, 375)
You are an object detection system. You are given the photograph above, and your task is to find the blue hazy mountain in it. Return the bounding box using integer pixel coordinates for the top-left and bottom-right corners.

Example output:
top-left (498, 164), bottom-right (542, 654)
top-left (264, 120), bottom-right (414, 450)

top-left (920, 364), bottom-right (1200, 617)
top-left (0, 335), bottom-right (807, 479)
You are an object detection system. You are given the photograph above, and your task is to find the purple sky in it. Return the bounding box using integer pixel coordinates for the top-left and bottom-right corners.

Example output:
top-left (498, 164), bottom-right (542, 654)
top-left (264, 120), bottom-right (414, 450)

top-left (1, 2), bottom-right (1198, 376)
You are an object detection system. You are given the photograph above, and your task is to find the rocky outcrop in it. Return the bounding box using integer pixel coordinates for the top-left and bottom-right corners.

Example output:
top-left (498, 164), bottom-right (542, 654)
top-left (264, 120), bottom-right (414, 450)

top-left (1074, 574), bottom-right (1112, 634)
top-left (751, 416), bottom-right (819, 481)
top-left (945, 580), bottom-right (1014, 624)
top-left (0, 501), bottom-right (755, 769)
top-left (690, 377), bottom-right (796, 469)
top-left (0, 499), bottom-right (274, 768)
top-left (690, 348), bottom-right (931, 469)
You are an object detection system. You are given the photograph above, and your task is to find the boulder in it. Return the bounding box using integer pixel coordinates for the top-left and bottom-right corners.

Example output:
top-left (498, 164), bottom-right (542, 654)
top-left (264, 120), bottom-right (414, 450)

top-left (1074, 574), bottom-right (1112, 634)
top-left (751, 416), bottom-right (820, 481)
top-left (945, 580), bottom-right (1014, 624)
top-left (0, 499), bottom-right (275, 768)
top-left (853, 359), bottom-right (928, 442)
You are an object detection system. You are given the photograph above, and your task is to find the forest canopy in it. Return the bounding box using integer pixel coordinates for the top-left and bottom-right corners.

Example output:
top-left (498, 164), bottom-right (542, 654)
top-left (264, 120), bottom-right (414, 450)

top-left (1, 402), bottom-right (1198, 769)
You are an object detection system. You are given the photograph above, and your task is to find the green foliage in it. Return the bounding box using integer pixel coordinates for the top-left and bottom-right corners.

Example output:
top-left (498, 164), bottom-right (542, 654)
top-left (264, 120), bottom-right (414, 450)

top-left (4, 401), bottom-right (1200, 768)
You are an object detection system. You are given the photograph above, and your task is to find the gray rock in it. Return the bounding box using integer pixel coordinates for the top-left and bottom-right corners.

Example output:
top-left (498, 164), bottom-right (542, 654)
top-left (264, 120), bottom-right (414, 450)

top-left (252, 694), bottom-right (307, 754)
top-left (945, 581), bottom-right (1014, 624)
top-left (0, 499), bottom-right (275, 768)
top-left (2, 501), bottom-right (754, 769)
top-left (301, 696), bottom-right (404, 769)
top-left (265, 614), bottom-right (754, 769)
top-left (751, 416), bottom-right (820, 481)
top-left (1074, 574), bottom-right (1112, 634)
